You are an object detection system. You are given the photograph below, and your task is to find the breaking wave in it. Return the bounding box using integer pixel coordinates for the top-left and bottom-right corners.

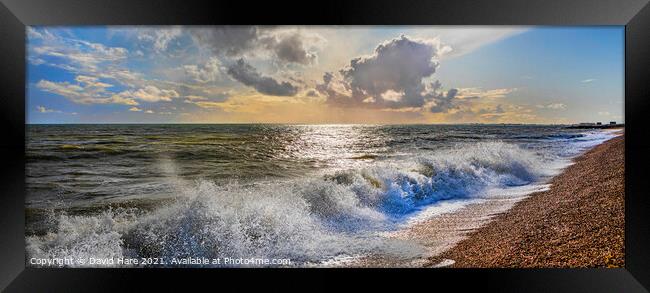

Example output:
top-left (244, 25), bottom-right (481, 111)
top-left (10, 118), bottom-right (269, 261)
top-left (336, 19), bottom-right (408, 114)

top-left (25, 141), bottom-right (570, 267)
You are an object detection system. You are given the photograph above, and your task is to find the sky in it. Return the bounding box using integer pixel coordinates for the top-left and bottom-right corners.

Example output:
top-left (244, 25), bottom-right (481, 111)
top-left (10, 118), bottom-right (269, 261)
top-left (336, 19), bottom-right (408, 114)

top-left (26, 26), bottom-right (624, 124)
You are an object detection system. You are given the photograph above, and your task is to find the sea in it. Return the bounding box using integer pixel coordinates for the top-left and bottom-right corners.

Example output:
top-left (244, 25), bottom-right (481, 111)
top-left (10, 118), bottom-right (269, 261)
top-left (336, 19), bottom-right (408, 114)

top-left (25, 124), bottom-right (618, 267)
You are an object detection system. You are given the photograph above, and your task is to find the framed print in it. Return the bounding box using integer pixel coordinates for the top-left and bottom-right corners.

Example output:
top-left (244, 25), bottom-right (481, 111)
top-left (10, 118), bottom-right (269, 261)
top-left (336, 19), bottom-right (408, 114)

top-left (1, 0), bottom-right (649, 291)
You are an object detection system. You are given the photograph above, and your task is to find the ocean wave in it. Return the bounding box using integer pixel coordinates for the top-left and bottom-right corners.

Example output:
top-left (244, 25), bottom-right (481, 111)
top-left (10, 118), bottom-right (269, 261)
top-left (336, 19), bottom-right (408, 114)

top-left (27, 180), bottom-right (407, 267)
top-left (511, 133), bottom-right (585, 140)
top-left (26, 141), bottom-right (556, 267)
top-left (551, 130), bottom-right (618, 158)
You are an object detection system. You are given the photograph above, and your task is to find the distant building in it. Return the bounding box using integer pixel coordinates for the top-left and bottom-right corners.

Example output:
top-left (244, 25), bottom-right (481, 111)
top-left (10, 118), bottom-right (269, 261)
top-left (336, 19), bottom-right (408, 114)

top-left (610, 121), bottom-right (617, 125)
top-left (579, 122), bottom-right (595, 126)
top-left (596, 122), bottom-right (602, 125)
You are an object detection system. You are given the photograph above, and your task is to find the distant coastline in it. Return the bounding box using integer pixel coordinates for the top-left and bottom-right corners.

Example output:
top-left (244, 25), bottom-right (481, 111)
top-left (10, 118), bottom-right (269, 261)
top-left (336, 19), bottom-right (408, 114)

top-left (566, 124), bottom-right (624, 129)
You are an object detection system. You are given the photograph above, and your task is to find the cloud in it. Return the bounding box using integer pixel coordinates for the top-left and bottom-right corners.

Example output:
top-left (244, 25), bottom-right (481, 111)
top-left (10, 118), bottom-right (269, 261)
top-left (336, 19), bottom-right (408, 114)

top-left (190, 101), bottom-right (224, 109)
top-left (107, 94), bottom-right (140, 106)
top-left (98, 85), bottom-right (180, 105)
top-left (428, 87), bottom-right (459, 113)
top-left (31, 38), bottom-right (128, 73)
top-left (75, 75), bottom-right (113, 88)
top-left (29, 58), bottom-right (46, 65)
top-left (27, 27), bottom-right (57, 42)
top-left (137, 27), bottom-right (183, 52)
top-left (424, 87), bottom-right (516, 114)
top-left (546, 103), bottom-right (567, 110)
top-left (454, 87), bottom-right (516, 99)
top-left (36, 105), bottom-right (61, 113)
top-left (475, 104), bottom-right (506, 117)
top-left (318, 35), bottom-right (454, 110)
top-left (29, 29), bottom-right (138, 92)
top-left (269, 34), bottom-right (317, 65)
top-left (581, 79), bottom-right (596, 83)
top-left (183, 90), bottom-right (231, 110)
top-left (380, 90), bottom-right (404, 102)
top-left (185, 95), bottom-right (208, 101)
top-left (29, 30), bottom-right (150, 91)
top-left (191, 26), bottom-right (261, 57)
top-left (445, 103), bottom-right (539, 123)
top-left (258, 29), bottom-right (324, 65)
top-left (28, 26), bottom-right (548, 123)
top-left (37, 77), bottom-right (139, 106)
top-left (124, 85), bottom-right (180, 102)
top-left (128, 107), bottom-right (154, 114)
top-left (226, 59), bottom-right (298, 96)
top-left (173, 85), bottom-right (232, 105)
top-left (183, 57), bottom-right (223, 83)
top-left (30, 29), bottom-right (192, 111)
top-left (35, 105), bottom-right (81, 115)
top-left (190, 27), bottom-right (324, 66)
top-left (536, 103), bottom-right (567, 110)
top-left (305, 90), bottom-right (319, 97)
top-left (184, 89), bottom-right (229, 103)
top-left (38, 74), bottom-right (183, 107)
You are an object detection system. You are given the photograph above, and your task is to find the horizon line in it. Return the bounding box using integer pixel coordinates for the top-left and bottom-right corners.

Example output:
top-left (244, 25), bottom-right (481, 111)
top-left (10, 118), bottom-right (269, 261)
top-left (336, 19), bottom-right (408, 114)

top-left (25, 122), bottom-right (593, 126)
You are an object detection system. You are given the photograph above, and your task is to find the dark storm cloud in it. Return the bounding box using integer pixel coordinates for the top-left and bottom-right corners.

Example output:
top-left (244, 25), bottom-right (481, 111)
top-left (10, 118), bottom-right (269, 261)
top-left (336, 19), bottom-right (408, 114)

top-left (190, 27), bottom-right (320, 66)
top-left (226, 59), bottom-right (298, 96)
top-left (429, 87), bottom-right (459, 113)
top-left (190, 26), bottom-right (260, 57)
top-left (261, 32), bottom-right (318, 65)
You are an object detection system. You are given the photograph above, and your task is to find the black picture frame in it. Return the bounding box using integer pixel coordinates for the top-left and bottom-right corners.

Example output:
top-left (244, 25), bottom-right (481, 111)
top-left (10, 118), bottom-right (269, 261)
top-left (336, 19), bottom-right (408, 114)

top-left (1, 0), bottom-right (649, 291)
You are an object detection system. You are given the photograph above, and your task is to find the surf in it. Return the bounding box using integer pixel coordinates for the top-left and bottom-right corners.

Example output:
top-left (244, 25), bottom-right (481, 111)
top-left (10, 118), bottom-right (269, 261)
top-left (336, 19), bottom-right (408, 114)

top-left (26, 140), bottom-right (560, 267)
